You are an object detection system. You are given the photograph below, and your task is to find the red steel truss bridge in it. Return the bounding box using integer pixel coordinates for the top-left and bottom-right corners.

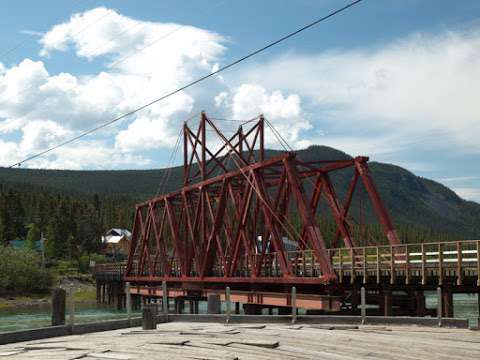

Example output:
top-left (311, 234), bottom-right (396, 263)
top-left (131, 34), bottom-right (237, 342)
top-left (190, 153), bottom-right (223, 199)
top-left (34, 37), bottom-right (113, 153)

top-left (98, 112), bottom-right (479, 315)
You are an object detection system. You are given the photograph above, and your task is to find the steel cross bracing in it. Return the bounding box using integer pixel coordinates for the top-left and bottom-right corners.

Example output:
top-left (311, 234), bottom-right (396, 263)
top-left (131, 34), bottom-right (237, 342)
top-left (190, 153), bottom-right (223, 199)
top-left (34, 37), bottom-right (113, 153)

top-left (124, 112), bottom-right (400, 286)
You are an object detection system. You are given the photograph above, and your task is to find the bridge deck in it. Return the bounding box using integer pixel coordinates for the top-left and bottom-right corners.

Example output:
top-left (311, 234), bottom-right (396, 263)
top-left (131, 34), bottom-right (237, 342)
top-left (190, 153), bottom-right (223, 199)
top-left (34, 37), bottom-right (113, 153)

top-left (93, 240), bottom-right (480, 313)
top-left (96, 240), bottom-right (480, 288)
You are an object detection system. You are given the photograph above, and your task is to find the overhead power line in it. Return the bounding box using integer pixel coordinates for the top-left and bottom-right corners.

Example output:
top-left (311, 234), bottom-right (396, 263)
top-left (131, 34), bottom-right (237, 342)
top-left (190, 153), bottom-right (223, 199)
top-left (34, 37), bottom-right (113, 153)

top-left (8, 0), bottom-right (364, 168)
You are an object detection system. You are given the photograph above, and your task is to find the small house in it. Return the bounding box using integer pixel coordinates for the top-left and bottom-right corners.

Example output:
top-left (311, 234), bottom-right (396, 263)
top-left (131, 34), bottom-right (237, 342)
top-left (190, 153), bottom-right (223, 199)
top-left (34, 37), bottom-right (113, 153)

top-left (101, 228), bottom-right (132, 258)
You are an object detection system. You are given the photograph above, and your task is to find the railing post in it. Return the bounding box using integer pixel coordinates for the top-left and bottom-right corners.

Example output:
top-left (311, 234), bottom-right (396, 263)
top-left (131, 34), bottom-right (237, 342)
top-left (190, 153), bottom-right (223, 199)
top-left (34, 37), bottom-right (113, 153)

top-left (310, 251), bottom-right (314, 277)
top-left (125, 282), bottom-right (132, 326)
top-left (390, 245), bottom-right (394, 285)
top-left (361, 286), bottom-right (366, 325)
top-left (456, 241), bottom-right (462, 286)
top-left (376, 247), bottom-right (380, 284)
top-left (302, 251), bottom-right (306, 276)
top-left (437, 286), bottom-right (442, 327)
top-left (291, 286), bottom-right (297, 324)
top-left (438, 243), bottom-right (443, 286)
top-left (162, 280), bottom-right (168, 320)
top-left (362, 247), bottom-right (367, 284)
top-left (421, 243), bottom-right (426, 286)
top-left (477, 240), bottom-right (480, 287)
top-left (225, 286), bottom-right (231, 324)
top-left (68, 287), bottom-right (75, 331)
top-left (350, 249), bottom-right (356, 284)
top-left (405, 244), bottom-right (409, 285)
top-left (339, 250), bottom-right (344, 283)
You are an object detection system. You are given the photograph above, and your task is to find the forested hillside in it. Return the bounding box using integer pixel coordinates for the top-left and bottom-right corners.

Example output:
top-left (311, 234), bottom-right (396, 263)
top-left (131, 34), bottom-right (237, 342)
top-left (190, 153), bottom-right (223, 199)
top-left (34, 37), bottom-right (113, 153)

top-left (1, 144), bottom-right (479, 261)
top-left (0, 183), bottom-right (135, 258)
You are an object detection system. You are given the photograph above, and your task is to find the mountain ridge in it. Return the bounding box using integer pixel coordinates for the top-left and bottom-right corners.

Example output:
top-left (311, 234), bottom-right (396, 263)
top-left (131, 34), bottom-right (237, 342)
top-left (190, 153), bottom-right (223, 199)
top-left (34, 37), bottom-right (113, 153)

top-left (1, 145), bottom-right (479, 238)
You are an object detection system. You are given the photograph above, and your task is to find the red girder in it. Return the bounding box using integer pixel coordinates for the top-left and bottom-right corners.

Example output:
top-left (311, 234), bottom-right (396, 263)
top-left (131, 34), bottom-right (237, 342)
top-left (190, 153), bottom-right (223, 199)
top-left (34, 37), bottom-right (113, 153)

top-left (125, 112), bottom-right (400, 285)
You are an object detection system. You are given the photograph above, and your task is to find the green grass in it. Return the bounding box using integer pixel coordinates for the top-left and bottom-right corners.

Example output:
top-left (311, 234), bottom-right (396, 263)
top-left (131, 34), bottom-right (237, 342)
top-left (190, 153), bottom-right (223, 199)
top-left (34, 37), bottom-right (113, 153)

top-left (73, 287), bottom-right (96, 302)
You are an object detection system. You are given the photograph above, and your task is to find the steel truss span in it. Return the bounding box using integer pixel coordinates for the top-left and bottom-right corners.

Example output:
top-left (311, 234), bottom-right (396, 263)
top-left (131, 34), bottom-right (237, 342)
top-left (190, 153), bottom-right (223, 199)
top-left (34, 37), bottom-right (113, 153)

top-left (125, 112), bottom-right (400, 288)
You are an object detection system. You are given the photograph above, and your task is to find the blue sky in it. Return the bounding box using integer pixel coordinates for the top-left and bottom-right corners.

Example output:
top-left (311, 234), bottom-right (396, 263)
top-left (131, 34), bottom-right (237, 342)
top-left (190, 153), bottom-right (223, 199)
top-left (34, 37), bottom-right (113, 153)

top-left (1, 0), bottom-right (480, 202)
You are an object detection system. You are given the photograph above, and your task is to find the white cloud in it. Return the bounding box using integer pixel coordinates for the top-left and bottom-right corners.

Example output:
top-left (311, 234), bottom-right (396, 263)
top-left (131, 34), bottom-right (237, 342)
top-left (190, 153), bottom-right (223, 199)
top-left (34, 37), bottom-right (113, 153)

top-left (439, 176), bottom-right (480, 183)
top-left (0, 7), bottom-right (226, 168)
top-left (20, 30), bottom-right (44, 37)
top-left (0, 119), bottom-right (151, 169)
top-left (215, 84), bottom-right (311, 147)
top-left (228, 28), bottom-right (480, 156)
top-left (24, 142), bottom-right (151, 170)
top-left (20, 120), bottom-right (71, 152)
top-left (2, 6), bottom-right (480, 175)
top-left (452, 187), bottom-right (480, 202)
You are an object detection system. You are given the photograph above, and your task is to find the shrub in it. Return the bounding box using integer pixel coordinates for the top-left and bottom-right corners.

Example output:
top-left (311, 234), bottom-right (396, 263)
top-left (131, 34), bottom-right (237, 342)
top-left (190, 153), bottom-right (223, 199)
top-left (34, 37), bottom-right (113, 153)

top-left (55, 259), bottom-right (79, 276)
top-left (0, 247), bottom-right (54, 295)
top-left (78, 253), bottom-right (106, 273)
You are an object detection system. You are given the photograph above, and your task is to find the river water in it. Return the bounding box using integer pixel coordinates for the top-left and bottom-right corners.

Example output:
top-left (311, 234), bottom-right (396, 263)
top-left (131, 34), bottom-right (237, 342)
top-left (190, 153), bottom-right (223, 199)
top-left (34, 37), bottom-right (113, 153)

top-left (0, 293), bottom-right (478, 332)
top-left (0, 303), bottom-right (138, 333)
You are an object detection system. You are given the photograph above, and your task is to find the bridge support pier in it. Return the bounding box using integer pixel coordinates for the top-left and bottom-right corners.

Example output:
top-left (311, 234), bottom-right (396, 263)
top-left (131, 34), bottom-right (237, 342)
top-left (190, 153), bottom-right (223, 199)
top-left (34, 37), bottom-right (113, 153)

top-left (235, 302), bottom-right (240, 314)
top-left (174, 299), bottom-right (185, 314)
top-left (477, 292), bottom-right (480, 327)
top-left (278, 306), bottom-right (292, 315)
top-left (207, 294), bottom-right (221, 314)
top-left (351, 288), bottom-right (359, 314)
top-left (442, 292), bottom-right (453, 318)
top-left (414, 291), bottom-right (426, 317)
top-left (96, 281), bottom-right (101, 304)
top-left (243, 304), bottom-right (263, 315)
top-left (382, 290), bottom-right (392, 317)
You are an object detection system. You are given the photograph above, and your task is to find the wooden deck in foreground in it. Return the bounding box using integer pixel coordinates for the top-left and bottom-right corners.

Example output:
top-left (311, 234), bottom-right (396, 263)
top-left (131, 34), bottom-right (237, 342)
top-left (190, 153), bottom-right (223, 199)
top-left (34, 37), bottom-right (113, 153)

top-left (1, 321), bottom-right (479, 359)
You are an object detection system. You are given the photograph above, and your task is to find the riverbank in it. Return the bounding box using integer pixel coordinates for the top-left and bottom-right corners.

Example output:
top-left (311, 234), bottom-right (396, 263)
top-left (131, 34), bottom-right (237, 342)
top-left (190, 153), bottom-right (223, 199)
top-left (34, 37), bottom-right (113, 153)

top-left (0, 277), bottom-right (96, 309)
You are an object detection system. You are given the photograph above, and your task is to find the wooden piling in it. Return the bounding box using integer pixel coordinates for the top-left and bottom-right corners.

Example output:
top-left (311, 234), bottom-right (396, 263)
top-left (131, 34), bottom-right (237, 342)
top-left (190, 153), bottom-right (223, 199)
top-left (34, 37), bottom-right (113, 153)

top-left (291, 286), bottom-right (297, 324)
top-left (96, 281), bottom-right (101, 304)
top-left (142, 304), bottom-right (157, 330)
top-left (383, 289), bottom-right (392, 317)
top-left (207, 294), bottom-right (221, 314)
top-left (360, 286), bottom-right (366, 324)
top-left (437, 287), bottom-right (443, 327)
top-left (226, 287), bottom-right (231, 323)
top-left (442, 292), bottom-right (453, 318)
top-left (414, 291), bottom-right (426, 317)
top-left (51, 288), bottom-right (66, 326)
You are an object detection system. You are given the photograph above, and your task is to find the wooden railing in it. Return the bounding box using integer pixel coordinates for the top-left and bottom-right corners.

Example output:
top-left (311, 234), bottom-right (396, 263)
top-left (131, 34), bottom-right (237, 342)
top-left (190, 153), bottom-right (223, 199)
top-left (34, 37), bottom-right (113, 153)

top-left (98, 240), bottom-right (480, 286)
top-left (92, 262), bottom-right (126, 280)
top-left (327, 240), bottom-right (480, 285)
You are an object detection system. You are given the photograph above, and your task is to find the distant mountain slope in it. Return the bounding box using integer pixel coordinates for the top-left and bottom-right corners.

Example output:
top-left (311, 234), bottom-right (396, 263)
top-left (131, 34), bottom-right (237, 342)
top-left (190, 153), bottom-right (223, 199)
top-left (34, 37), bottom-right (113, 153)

top-left (1, 145), bottom-right (479, 238)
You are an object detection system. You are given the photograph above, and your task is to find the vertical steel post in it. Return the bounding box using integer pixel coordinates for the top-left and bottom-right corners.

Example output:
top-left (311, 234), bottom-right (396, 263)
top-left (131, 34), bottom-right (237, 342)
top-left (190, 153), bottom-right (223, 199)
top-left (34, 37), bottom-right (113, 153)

top-left (259, 114), bottom-right (264, 162)
top-left (183, 122), bottom-right (188, 185)
top-left (68, 287), bottom-right (75, 330)
top-left (125, 282), bottom-right (132, 325)
top-left (200, 112), bottom-right (207, 180)
top-left (162, 281), bottom-right (168, 320)
top-left (437, 287), bottom-right (442, 327)
top-left (291, 286), bottom-right (297, 324)
top-left (361, 286), bottom-right (366, 325)
top-left (226, 286), bottom-right (231, 324)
